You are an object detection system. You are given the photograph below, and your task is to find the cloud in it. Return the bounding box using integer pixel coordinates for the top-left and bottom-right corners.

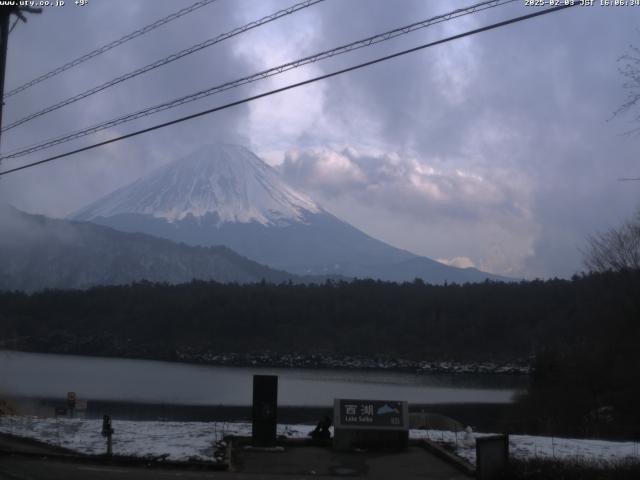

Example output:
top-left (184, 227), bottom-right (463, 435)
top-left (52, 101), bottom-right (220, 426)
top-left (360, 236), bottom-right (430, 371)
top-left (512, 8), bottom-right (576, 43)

top-left (278, 145), bottom-right (538, 276)
top-left (245, 2), bottom-right (640, 277)
top-left (2, 0), bottom-right (639, 278)
top-left (280, 146), bottom-right (533, 222)
top-left (1, 0), bottom-right (257, 217)
top-left (437, 256), bottom-right (475, 269)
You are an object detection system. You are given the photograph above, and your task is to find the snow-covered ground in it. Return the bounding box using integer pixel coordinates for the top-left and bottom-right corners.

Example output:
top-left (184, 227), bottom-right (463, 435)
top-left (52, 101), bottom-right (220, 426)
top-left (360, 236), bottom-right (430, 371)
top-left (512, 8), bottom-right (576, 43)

top-left (412, 429), bottom-right (640, 467)
top-left (1, 415), bottom-right (639, 467)
top-left (0, 416), bottom-right (314, 462)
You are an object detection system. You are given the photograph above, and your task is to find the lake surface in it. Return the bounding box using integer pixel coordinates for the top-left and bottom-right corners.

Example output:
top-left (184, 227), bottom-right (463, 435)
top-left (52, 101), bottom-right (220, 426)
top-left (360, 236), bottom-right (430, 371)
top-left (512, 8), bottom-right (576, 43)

top-left (0, 350), bottom-right (526, 406)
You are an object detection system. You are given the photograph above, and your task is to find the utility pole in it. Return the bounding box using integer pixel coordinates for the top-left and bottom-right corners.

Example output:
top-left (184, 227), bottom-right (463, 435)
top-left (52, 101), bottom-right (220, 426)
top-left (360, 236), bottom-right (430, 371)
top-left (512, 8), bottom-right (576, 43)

top-left (0, 6), bottom-right (41, 152)
top-left (0, 8), bottom-right (11, 151)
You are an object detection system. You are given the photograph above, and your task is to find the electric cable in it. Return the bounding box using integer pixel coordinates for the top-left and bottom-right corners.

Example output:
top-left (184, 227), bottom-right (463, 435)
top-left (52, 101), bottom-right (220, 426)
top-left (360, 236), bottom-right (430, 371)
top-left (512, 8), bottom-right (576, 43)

top-left (1, 0), bottom-right (325, 132)
top-left (3, 0), bottom-right (220, 100)
top-left (0, 0), bottom-right (518, 156)
top-left (0, 3), bottom-right (578, 178)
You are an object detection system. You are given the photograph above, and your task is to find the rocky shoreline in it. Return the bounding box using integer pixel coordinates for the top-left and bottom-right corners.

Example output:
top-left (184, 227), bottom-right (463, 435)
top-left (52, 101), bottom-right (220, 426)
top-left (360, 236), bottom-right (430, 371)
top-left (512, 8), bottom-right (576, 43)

top-left (174, 349), bottom-right (531, 375)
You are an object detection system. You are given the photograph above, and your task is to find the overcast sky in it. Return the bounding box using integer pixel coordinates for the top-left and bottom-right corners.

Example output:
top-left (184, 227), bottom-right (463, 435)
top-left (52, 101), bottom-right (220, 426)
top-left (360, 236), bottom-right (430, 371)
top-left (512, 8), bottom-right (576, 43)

top-left (0, 0), bottom-right (638, 279)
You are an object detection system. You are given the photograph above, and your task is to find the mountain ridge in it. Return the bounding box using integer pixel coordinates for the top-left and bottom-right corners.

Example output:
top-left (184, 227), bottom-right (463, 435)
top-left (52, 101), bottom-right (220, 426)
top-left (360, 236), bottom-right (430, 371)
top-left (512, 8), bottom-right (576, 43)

top-left (0, 205), bottom-right (334, 292)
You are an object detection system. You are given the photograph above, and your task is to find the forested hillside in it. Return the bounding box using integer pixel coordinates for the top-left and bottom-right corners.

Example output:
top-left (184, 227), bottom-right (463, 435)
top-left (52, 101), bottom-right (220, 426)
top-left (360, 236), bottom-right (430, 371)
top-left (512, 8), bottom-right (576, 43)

top-left (2, 271), bottom-right (637, 365)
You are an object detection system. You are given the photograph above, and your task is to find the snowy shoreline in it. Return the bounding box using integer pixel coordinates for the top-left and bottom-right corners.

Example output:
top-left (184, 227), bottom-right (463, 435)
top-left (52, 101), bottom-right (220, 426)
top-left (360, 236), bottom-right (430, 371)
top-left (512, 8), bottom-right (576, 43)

top-left (1, 416), bottom-right (638, 468)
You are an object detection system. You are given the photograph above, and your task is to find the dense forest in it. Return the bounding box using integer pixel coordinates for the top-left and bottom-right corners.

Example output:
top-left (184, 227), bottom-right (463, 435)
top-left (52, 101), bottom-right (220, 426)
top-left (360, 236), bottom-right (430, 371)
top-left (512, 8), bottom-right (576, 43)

top-left (2, 270), bottom-right (639, 437)
top-left (1, 272), bottom-right (637, 363)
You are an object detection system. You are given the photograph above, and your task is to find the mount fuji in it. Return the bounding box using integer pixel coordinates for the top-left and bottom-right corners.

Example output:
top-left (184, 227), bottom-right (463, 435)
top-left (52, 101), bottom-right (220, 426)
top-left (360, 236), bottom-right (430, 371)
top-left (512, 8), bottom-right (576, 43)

top-left (72, 144), bottom-right (508, 284)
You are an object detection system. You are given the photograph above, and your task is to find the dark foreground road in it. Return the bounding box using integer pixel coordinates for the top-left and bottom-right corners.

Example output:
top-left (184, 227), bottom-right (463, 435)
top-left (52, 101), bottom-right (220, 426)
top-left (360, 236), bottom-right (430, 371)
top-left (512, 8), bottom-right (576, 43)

top-left (0, 456), bottom-right (328, 480)
top-left (0, 453), bottom-right (470, 480)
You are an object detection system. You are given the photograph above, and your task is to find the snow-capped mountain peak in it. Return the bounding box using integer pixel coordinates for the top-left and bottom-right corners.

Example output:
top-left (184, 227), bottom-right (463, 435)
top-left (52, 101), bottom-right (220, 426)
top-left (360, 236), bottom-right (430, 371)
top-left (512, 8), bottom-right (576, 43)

top-left (72, 144), bottom-right (320, 225)
top-left (69, 143), bottom-right (510, 284)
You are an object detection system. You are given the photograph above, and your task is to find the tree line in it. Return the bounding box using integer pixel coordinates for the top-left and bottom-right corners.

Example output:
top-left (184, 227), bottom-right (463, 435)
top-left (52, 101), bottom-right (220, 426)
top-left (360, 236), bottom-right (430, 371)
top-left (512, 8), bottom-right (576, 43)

top-left (1, 272), bottom-right (637, 364)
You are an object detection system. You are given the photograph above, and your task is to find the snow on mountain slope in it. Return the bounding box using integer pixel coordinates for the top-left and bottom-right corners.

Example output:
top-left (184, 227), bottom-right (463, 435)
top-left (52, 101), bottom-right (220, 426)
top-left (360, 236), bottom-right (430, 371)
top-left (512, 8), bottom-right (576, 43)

top-left (73, 144), bottom-right (320, 226)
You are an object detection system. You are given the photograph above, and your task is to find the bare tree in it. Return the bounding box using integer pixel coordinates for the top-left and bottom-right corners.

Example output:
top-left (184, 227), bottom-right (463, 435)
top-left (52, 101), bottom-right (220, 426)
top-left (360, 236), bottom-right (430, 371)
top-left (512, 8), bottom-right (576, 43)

top-left (615, 42), bottom-right (640, 132)
top-left (584, 210), bottom-right (640, 273)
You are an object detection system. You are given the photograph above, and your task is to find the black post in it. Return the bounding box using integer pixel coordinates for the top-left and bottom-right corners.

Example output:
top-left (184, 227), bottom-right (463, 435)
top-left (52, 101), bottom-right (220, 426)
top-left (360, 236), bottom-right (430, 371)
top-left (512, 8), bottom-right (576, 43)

top-left (252, 375), bottom-right (278, 447)
top-left (102, 414), bottom-right (114, 456)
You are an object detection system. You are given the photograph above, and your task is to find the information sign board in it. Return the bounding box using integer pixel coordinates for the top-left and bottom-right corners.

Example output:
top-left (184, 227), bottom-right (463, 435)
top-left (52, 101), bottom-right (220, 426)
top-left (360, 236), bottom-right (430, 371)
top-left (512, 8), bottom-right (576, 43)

top-left (333, 398), bottom-right (409, 451)
top-left (337, 399), bottom-right (405, 428)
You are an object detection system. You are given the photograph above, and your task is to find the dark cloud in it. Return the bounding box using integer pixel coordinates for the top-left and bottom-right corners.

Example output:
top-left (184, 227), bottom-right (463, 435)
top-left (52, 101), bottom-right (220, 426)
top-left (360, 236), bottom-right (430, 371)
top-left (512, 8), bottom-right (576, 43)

top-left (250, 1), bottom-right (640, 277)
top-left (280, 146), bottom-right (530, 222)
top-left (1, 1), bottom-right (638, 277)
top-left (279, 145), bottom-right (537, 276)
top-left (1, 0), bottom-right (257, 215)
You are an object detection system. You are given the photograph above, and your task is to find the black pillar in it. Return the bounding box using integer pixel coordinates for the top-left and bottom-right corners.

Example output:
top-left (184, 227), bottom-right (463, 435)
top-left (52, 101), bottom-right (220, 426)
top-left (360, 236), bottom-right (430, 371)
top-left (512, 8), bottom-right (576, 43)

top-left (252, 375), bottom-right (278, 446)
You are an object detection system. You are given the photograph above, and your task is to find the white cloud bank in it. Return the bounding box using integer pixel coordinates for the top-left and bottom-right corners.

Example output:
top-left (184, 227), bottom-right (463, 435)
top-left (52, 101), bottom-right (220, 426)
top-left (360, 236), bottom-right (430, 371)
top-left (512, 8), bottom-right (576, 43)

top-left (278, 146), bottom-right (538, 277)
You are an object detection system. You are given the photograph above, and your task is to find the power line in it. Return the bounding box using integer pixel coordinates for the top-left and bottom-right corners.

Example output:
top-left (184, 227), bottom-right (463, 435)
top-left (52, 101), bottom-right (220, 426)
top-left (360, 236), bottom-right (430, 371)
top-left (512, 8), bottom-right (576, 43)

top-left (0, 4), bottom-right (577, 178)
top-left (0, 0), bottom-right (517, 157)
top-left (2, 0), bottom-right (220, 100)
top-left (1, 0), bottom-right (325, 133)
top-left (4, 1), bottom-right (502, 137)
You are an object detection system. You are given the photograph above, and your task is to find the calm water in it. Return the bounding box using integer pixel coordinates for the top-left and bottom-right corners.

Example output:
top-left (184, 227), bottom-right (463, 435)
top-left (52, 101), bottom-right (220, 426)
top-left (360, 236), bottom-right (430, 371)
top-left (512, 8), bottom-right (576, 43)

top-left (0, 350), bottom-right (526, 406)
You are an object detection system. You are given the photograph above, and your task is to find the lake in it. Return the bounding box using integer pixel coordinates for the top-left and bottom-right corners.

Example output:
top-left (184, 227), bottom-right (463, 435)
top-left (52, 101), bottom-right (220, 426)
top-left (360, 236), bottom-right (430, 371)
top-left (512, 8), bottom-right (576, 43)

top-left (0, 350), bottom-right (526, 407)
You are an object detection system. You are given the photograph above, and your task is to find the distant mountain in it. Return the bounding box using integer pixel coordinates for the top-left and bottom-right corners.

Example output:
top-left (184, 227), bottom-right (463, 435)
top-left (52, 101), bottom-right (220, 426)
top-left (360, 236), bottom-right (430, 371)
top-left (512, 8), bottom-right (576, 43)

top-left (71, 143), bottom-right (510, 284)
top-left (0, 205), bottom-right (320, 292)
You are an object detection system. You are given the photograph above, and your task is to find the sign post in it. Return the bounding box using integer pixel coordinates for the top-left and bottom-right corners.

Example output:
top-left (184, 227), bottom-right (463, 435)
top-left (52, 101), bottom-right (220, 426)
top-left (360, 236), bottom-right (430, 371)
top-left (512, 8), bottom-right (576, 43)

top-left (333, 399), bottom-right (409, 451)
top-left (101, 414), bottom-right (114, 456)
